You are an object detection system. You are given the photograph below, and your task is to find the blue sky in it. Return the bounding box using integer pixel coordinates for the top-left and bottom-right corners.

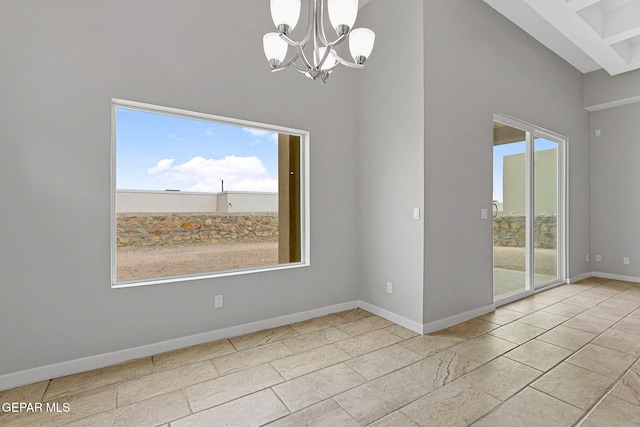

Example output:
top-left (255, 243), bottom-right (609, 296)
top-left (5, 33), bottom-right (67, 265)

top-left (493, 138), bottom-right (556, 202)
top-left (116, 108), bottom-right (279, 192)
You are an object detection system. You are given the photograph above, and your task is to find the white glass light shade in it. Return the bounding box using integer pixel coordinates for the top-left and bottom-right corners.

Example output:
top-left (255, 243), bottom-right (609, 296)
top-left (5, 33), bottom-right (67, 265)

top-left (327, 0), bottom-right (358, 33)
top-left (270, 0), bottom-right (301, 31)
top-left (349, 28), bottom-right (375, 63)
top-left (318, 47), bottom-right (338, 71)
top-left (263, 33), bottom-right (288, 66)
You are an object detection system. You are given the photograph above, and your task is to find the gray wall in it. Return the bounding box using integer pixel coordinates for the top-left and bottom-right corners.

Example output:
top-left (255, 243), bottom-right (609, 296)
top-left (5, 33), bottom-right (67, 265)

top-left (356, 1), bottom-right (425, 325)
top-left (584, 69), bottom-right (640, 111)
top-left (0, 0), bottom-right (360, 376)
top-left (422, 0), bottom-right (591, 324)
top-left (590, 103), bottom-right (640, 278)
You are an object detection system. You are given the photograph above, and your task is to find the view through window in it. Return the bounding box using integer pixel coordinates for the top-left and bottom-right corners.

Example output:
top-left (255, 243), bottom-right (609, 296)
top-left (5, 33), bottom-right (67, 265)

top-left (112, 101), bottom-right (306, 286)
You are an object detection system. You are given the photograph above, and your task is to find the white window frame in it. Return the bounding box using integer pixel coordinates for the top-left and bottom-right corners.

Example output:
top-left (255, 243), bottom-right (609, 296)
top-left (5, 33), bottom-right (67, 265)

top-left (110, 99), bottom-right (310, 288)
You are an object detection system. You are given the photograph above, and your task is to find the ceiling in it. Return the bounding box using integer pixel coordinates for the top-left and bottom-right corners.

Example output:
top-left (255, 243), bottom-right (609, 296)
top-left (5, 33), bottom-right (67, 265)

top-left (483, 0), bottom-right (640, 75)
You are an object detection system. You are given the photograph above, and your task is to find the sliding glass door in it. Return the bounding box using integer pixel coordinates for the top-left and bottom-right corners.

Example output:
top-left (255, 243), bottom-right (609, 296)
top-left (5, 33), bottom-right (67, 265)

top-left (493, 114), bottom-right (565, 303)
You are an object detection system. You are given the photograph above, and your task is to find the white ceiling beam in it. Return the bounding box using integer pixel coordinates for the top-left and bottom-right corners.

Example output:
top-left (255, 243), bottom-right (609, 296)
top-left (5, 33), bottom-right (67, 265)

top-left (526, 0), bottom-right (633, 74)
top-left (566, 0), bottom-right (602, 12)
top-left (601, 0), bottom-right (640, 43)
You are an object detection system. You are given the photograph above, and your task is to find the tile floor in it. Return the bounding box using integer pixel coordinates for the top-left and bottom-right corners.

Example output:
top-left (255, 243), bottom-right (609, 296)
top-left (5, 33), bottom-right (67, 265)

top-left (2, 277), bottom-right (640, 426)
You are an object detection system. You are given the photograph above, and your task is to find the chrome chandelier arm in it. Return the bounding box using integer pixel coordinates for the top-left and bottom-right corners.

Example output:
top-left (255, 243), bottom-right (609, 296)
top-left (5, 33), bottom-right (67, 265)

top-left (335, 54), bottom-right (365, 69)
top-left (270, 52), bottom-right (302, 72)
top-left (317, 0), bottom-right (348, 48)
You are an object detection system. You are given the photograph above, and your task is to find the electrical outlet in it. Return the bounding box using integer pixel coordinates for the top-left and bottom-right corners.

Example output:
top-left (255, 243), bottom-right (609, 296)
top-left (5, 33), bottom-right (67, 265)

top-left (215, 295), bottom-right (224, 308)
top-left (586, 254), bottom-right (590, 262)
top-left (595, 255), bottom-right (601, 262)
top-left (386, 282), bottom-right (393, 294)
top-left (623, 257), bottom-right (630, 265)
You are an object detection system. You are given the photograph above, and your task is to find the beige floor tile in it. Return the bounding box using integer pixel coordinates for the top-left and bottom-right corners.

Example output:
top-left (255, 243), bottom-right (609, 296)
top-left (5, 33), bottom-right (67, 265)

top-left (541, 301), bottom-right (588, 317)
top-left (580, 287), bottom-right (622, 299)
top-left (581, 395), bottom-right (640, 427)
top-left (478, 307), bottom-right (525, 325)
top-left (609, 369), bottom-right (640, 406)
top-left (401, 381), bottom-right (500, 426)
top-left (280, 327), bottom-right (350, 353)
top-left (449, 335), bottom-right (518, 364)
top-left (267, 399), bottom-right (360, 427)
top-left (581, 305), bottom-right (627, 322)
top-left (612, 316), bottom-right (640, 336)
top-left (454, 356), bottom-right (541, 401)
top-left (400, 350), bottom-right (481, 391)
top-left (562, 294), bottom-right (606, 308)
top-left (0, 385), bottom-right (117, 427)
top-left (502, 299), bottom-right (547, 314)
top-left (62, 390), bottom-right (190, 427)
top-left (336, 308), bottom-right (374, 322)
top-left (335, 315), bottom-right (394, 337)
top-left (152, 339), bottom-right (236, 371)
top-left (536, 325), bottom-right (596, 351)
top-left (212, 342), bottom-right (292, 376)
top-left (472, 387), bottom-right (583, 427)
top-left (272, 363), bottom-right (366, 412)
top-left (229, 326), bottom-right (299, 351)
top-left (345, 344), bottom-right (422, 380)
top-left (171, 389), bottom-right (289, 427)
top-left (271, 344), bottom-right (351, 380)
top-left (399, 334), bottom-right (465, 357)
top-left (289, 314), bottom-right (349, 334)
top-left (185, 364), bottom-right (284, 412)
top-left (629, 308), bottom-right (640, 319)
top-left (334, 329), bottom-right (403, 357)
top-left (367, 410), bottom-right (420, 427)
top-left (598, 296), bottom-right (640, 315)
top-left (504, 339), bottom-right (572, 371)
top-left (334, 371), bottom-right (429, 425)
top-left (532, 362), bottom-right (614, 409)
top-left (561, 313), bottom-right (617, 335)
top-left (116, 360), bottom-right (218, 406)
top-left (430, 318), bottom-right (497, 340)
top-left (384, 324), bottom-right (420, 339)
top-left (487, 321), bottom-right (546, 345)
top-left (42, 358), bottom-right (154, 400)
top-left (517, 311), bottom-right (569, 330)
top-left (566, 344), bottom-right (636, 379)
top-left (529, 290), bottom-right (567, 305)
top-left (594, 328), bottom-right (640, 356)
top-left (0, 380), bottom-right (49, 403)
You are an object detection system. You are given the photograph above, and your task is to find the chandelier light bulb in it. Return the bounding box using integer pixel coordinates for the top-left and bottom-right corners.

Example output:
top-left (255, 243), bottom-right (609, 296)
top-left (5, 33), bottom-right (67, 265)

top-left (349, 28), bottom-right (375, 64)
top-left (263, 33), bottom-right (288, 68)
top-left (270, 0), bottom-right (301, 35)
top-left (318, 47), bottom-right (338, 71)
top-left (327, 0), bottom-right (358, 35)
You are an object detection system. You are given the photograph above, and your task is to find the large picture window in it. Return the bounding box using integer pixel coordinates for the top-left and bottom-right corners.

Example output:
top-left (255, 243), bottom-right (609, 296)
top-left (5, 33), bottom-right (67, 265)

top-left (111, 100), bottom-right (309, 287)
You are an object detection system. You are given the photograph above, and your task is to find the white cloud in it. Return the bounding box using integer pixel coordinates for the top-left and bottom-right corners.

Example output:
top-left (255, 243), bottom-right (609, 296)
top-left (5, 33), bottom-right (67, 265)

top-left (148, 156), bottom-right (277, 193)
top-left (243, 127), bottom-right (278, 143)
top-left (147, 158), bottom-right (175, 174)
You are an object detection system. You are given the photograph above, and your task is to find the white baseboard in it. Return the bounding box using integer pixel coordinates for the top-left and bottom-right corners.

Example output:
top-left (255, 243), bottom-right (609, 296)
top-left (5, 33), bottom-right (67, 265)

top-left (568, 272), bottom-right (593, 283)
top-left (0, 301), bottom-right (358, 392)
top-left (422, 304), bottom-right (496, 335)
top-left (591, 272), bottom-right (640, 284)
top-left (357, 301), bottom-right (424, 335)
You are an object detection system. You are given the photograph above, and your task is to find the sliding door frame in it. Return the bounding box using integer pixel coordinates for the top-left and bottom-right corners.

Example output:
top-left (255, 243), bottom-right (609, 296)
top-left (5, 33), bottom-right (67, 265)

top-left (493, 113), bottom-right (567, 306)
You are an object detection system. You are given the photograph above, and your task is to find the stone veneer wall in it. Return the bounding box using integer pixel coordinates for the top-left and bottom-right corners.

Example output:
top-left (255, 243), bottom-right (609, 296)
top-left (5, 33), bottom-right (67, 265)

top-left (493, 215), bottom-right (557, 249)
top-left (116, 213), bottom-right (278, 247)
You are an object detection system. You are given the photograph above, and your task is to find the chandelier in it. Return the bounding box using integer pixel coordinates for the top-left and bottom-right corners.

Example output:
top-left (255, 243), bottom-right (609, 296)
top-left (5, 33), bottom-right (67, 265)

top-left (263, 0), bottom-right (376, 83)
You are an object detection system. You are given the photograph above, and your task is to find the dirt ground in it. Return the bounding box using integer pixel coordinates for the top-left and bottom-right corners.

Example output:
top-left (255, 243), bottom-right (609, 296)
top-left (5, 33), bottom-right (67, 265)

top-left (494, 246), bottom-right (558, 276)
top-left (117, 242), bottom-right (557, 282)
top-left (116, 242), bottom-right (279, 282)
